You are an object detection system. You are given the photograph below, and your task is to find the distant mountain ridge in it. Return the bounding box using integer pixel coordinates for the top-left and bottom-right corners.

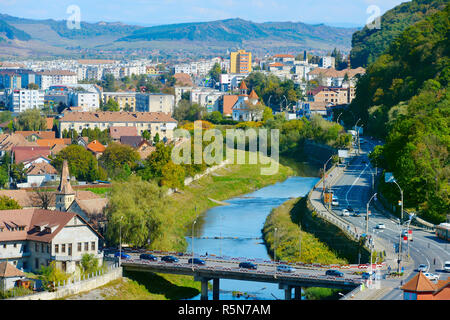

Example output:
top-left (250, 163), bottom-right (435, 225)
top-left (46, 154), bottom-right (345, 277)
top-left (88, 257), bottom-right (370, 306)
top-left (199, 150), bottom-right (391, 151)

top-left (0, 19), bottom-right (31, 41)
top-left (0, 14), bottom-right (358, 57)
top-left (119, 18), bottom-right (357, 46)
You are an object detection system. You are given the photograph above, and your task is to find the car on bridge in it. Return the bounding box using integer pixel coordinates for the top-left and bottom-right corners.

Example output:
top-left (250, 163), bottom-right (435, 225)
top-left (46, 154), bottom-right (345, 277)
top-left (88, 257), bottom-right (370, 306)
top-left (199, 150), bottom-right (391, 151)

top-left (346, 206), bottom-right (354, 212)
top-left (139, 253), bottom-right (158, 261)
top-left (239, 262), bottom-right (257, 270)
top-left (277, 264), bottom-right (295, 273)
top-left (444, 261), bottom-right (450, 273)
top-left (342, 209), bottom-right (350, 217)
top-left (114, 252), bottom-right (131, 259)
top-left (325, 270), bottom-right (344, 277)
top-left (188, 258), bottom-right (206, 265)
top-left (161, 255), bottom-right (179, 263)
top-left (361, 272), bottom-right (375, 280)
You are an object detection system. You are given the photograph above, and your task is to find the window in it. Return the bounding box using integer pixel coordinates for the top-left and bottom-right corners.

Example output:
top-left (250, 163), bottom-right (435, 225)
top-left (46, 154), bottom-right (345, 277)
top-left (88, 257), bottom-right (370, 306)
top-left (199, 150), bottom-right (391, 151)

top-left (35, 243), bottom-right (39, 252)
top-left (91, 242), bottom-right (96, 251)
top-left (78, 242), bottom-right (82, 252)
top-left (55, 244), bottom-right (59, 254)
top-left (85, 242), bottom-right (89, 251)
top-left (62, 244), bottom-right (66, 253)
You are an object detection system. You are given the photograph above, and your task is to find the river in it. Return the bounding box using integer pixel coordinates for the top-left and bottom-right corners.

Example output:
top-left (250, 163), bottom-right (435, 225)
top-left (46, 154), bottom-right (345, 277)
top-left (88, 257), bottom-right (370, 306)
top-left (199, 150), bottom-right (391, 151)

top-left (186, 174), bottom-right (320, 300)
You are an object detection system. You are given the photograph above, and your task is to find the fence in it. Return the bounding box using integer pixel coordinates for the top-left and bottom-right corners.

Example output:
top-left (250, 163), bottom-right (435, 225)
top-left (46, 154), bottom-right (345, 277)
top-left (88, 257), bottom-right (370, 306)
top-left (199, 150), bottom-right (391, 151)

top-left (7, 262), bottom-right (122, 300)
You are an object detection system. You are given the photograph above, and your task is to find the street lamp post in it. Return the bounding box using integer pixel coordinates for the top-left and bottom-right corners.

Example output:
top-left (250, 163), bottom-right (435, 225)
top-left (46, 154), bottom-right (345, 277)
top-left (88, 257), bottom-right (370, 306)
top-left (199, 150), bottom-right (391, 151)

top-left (366, 193), bottom-right (377, 235)
top-left (322, 156), bottom-right (333, 197)
top-left (354, 118), bottom-right (361, 155)
top-left (119, 215), bottom-right (123, 267)
top-left (336, 112), bottom-right (343, 124)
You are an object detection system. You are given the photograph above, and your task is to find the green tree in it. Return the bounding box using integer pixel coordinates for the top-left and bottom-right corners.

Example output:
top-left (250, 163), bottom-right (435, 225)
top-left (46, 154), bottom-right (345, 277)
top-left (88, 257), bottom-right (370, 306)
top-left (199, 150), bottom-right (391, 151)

top-left (80, 253), bottom-right (100, 275)
top-left (0, 195), bottom-right (21, 209)
top-left (14, 109), bottom-right (47, 131)
top-left (51, 145), bottom-right (102, 182)
top-left (101, 98), bottom-right (120, 112)
top-left (105, 176), bottom-right (170, 247)
top-left (160, 161), bottom-right (186, 190)
top-left (99, 143), bottom-right (140, 179)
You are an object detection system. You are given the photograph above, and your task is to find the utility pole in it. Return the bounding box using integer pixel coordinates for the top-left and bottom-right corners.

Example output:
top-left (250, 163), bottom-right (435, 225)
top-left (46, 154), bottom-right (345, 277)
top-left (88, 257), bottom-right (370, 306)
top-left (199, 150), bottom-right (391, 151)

top-left (366, 193), bottom-right (377, 235)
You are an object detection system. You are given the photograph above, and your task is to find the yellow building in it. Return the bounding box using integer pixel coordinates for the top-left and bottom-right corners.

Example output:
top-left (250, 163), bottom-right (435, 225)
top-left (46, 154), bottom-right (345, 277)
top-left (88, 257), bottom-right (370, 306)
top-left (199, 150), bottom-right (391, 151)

top-left (102, 92), bottom-right (136, 111)
top-left (230, 50), bottom-right (252, 74)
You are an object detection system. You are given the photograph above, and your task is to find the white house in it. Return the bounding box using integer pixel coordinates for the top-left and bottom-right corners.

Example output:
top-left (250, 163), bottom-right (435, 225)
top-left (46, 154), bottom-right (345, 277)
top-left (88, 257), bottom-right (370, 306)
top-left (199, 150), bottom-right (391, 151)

top-left (231, 82), bottom-right (263, 122)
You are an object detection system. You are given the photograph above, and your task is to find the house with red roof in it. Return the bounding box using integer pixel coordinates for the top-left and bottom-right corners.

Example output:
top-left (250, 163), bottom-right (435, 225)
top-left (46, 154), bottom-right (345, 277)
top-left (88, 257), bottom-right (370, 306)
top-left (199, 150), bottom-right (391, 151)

top-left (0, 208), bottom-right (103, 273)
top-left (401, 271), bottom-right (450, 300)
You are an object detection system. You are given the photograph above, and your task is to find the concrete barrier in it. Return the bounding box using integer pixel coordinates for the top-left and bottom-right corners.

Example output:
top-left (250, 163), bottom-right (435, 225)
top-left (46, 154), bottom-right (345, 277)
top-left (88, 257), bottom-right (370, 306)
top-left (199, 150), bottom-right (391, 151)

top-left (8, 267), bottom-right (122, 300)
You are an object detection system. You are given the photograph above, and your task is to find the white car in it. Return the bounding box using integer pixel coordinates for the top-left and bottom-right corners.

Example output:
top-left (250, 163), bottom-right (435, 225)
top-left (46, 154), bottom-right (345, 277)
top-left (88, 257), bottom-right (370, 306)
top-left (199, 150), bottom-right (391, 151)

top-left (375, 223), bottom-right (385, 229)
top-left (423, 272), bottom-right (440, 281)
top-left (444, 261), bottom-right (450, 273)
top-left (417, 264), bottom-right (428, 272)
top-left (342, 209), bottom-right (350, 217)
top-left (332, 200), bottom-right (339, 206)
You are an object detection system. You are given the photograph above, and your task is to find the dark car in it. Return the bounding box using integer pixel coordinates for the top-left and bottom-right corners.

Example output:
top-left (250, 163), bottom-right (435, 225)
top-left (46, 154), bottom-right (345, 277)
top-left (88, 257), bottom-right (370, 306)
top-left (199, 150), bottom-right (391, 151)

top-left (325, 269), bottom-right (344, 277)
top-left (139, 253), bottom-right (157, 261)
top-left (352, 210), bottom-right (360, 217)
top-left (346, 206), bottom-right (354, 212)
top-left (361, 272), bottom-right (375, 280)
top-left (161, 255), bottom-right (179, 263)
top-left (114, 252), bottom-right (131, 259)
top-left (239, 262), bottom-right (257, 270)
top-left (188, 258), bottom-right (206, 265)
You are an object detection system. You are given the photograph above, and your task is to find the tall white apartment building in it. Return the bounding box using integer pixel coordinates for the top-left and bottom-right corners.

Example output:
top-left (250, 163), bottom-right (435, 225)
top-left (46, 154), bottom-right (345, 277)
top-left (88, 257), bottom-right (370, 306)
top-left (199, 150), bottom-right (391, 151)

top-left (68, 91), bottom-right (100, 112)
top-left (320, 56), bottom-right (336, 69)
top-left (36, 70), bottom-right (78, 90)
top-left (6, 89), bottom-right (45, 113)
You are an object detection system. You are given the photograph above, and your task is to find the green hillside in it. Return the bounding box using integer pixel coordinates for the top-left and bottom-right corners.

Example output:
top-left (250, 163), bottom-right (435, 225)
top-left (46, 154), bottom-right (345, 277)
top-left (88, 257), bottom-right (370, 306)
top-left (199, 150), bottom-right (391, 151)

top-left (0, 19), bottom-right (31, 41)
top-left (349, 4), bottom-right (449, 223)
top-left (350, 0), bottom-right (447, 68)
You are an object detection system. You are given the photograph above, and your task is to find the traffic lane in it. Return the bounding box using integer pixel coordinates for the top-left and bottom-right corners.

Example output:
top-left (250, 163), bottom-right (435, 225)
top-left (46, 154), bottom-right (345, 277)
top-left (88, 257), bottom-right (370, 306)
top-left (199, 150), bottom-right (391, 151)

top-left (122, 253), bottom-right (365, 280)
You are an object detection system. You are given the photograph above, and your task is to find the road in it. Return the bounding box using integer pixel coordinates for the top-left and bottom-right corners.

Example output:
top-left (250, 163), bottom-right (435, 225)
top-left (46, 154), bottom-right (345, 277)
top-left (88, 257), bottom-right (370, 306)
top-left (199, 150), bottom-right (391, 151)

top-left (328, 136), bottom-right (450, 299)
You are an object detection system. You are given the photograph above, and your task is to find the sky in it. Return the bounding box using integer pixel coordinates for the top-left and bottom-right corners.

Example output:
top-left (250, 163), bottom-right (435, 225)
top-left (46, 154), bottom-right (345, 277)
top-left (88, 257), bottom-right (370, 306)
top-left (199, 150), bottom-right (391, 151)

top-left (0, 0), bottom-right (409, 27)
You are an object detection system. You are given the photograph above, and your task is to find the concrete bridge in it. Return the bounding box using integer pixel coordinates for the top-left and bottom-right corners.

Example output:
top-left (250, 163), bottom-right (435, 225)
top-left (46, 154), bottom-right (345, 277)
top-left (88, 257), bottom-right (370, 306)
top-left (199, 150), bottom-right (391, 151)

top-left (120, 255), bottom-right (363, 300)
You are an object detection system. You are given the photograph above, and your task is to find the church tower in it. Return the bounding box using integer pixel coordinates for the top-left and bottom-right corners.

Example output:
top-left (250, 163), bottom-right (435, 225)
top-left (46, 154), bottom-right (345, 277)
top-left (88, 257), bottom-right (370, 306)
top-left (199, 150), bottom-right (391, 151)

top-left (55, 160), bottom-right (75, 212)
top-left (239, 81), bottom-right (248, 95)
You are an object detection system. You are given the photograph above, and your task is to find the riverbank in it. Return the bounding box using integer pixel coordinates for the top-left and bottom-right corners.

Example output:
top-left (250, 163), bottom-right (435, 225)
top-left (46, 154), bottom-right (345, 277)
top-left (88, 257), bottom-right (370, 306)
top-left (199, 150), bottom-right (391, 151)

top-left (152, 149), bottom-right (295, 251)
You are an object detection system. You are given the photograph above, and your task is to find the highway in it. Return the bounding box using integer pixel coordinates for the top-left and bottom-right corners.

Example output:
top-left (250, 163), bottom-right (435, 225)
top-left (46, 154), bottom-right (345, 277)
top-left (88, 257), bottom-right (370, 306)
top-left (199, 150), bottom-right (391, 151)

top-left (328, 136), bottom-right (450, 299)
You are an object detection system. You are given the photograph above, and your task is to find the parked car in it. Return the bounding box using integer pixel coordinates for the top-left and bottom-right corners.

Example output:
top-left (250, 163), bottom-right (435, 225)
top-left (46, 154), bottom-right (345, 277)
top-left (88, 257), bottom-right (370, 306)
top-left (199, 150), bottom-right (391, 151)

top-left (114, 252), bottom-right (131, 259)
top-left (332, 200), bottom-right (339, 206)
top-left (161, 255), bottom-right (179, 263)
top-left (361, 272), bottom-right (375, 280)
top-left (188, 258), bottom-right (206, 265)
top-left (342, 209), bottom-right (350, 217)
top-left (277, 264), bottom-right (295, 273)
top-left (423, 272), bottom-right (440, 281)
top-left (375, 223), bottom-right (386, 229)
top-left (239, 262), bottom-right (257, 270)
top-left (325, 270), bottom-right (344, 277)
top-left (139, 253), bottom-right (157, 261)
top-left (444, 261), bottom-right (450, 273)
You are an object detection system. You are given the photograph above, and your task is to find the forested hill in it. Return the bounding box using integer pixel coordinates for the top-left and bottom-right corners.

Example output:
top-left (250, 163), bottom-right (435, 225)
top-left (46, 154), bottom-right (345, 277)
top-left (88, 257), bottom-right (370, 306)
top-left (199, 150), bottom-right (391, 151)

top-left (0, 19), bottom-right (31, 41)
top-left (349, 4), bottom-right (449, 223)
top-left (350, 0), bottom-right (447, 68)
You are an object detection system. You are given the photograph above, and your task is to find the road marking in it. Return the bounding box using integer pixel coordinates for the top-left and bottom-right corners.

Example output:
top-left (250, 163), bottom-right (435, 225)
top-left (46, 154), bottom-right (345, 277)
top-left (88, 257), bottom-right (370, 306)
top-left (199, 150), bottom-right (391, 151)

top-left (345, 163), bottom-right (369, 207)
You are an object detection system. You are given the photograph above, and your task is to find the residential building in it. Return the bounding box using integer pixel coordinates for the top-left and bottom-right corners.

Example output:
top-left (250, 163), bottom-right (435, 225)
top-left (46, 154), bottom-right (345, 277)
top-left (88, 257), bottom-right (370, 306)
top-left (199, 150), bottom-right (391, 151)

top-left (135, 93), bottom-right (174, 114)
top-left (16, 162), bottom-right (59, 188)
top-left (190, 88), bottom-right (224, 112)
top-left (174, 86), bottom-right (193, 105)
top-left (109, 126), bottom-right (138, 141)
top-left (59, 111), bottom-right (177, 141)
top-left (86, 140), bottom-right (106, 159)
top-left (307, 86), bottom-right (354, 105)
top-left (68, 91), bottom-right (99, 112)
top-left (0, 261), bottom-right (26, 291)
top-left (219, 73), bottom-right (247, 92)
top-left (297, 101), bottom-right (333, 121)
top-left (36, 70), bottom-right (78, 90)
top-left (320, 56), bottom-right (336, 69)
top-left (0, 208), bottom-right (103, 273)
top-left (12, 146), bottom-right (51, 164)
top-left (230, 50), bottom-right (252, 74)
top-left (307, 67), bottom-right (366, 87)
top-left (6, 89), bottom-right (45, 113)
top-left (231, 82), bottom-right (262, 122)
top-left (221, 95), bottom-right (239, 117)
top-left (102, 92), bottom-right (136, 111)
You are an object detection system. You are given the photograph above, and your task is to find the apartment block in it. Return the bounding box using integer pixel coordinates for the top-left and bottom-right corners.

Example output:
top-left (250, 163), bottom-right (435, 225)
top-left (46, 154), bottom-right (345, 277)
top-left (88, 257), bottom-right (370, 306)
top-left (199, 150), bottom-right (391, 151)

top-left (102, 92), bottom-right (136, 111)
top-left (230, 50), bottom-right (252, 74)
top-left (135, 93), bottom-right (174, 114)
top-left (6, 89), bottom-right (45, 113)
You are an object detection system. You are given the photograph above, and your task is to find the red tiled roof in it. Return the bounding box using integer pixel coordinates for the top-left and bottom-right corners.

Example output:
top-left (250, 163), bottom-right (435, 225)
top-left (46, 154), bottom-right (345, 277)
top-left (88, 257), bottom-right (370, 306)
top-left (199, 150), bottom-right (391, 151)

top-left (274, 54), bottom-right (294, 58)
top-left (109, 126), bottom-right (138, 140)
top-left (239, 81), bottom-right (248, 90)
top-left (12, 146), bottom-right (51, 164)
top-left (15, 131), bottom-right (56, 140)
top-left (401, 272), bottom-right (437, 292)
top-left (26, 162), bottom-right (58, 176)
top-left (0, 261), bottom-right (25, 278)
top-left (269, 62), bottom-right (284, 67)
top-left (222, 95), bottom-right (239, 116)
top-left (36, 139), bottom-right (67, 148)
top-left (59, 112), bottom-right (177, 123)
top-left (87, 140), bottom-right (106, 153)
